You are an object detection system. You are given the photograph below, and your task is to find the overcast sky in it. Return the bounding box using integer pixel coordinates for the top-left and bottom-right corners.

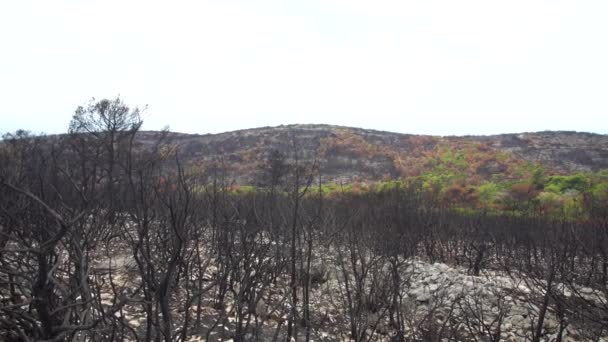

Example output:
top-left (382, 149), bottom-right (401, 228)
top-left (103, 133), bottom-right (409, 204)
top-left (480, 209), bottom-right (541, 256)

top-left (1, 0), bottom-right (607, 136)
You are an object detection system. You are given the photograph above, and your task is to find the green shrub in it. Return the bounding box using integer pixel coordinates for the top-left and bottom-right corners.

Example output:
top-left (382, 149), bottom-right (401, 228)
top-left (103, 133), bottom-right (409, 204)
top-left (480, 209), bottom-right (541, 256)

top-left (476, 182), bottom-right (501, 207)
top-left (546, 174), bottom-right (590, 193)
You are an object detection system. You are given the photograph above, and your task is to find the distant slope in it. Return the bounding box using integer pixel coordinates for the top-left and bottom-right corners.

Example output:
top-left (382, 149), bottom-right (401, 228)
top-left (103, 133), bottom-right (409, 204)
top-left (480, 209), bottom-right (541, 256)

top-left (136, 125), bottom-right (608, 185)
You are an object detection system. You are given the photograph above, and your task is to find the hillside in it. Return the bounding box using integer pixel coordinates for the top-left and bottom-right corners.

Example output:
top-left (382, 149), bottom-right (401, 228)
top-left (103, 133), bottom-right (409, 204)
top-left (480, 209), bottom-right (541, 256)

top-left (137, 125), bottom-right (608, 185)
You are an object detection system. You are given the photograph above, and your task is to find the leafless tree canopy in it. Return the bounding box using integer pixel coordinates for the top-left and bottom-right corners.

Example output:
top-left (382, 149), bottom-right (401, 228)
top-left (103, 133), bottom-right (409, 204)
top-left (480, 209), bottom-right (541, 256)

top-left (1, 98), bottom-right (607, 341)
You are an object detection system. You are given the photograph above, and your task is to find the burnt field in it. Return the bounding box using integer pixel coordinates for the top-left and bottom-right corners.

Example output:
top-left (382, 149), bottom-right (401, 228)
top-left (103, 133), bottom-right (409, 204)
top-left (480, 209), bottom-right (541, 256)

top-left (1, 100), bottom-right (607, 341)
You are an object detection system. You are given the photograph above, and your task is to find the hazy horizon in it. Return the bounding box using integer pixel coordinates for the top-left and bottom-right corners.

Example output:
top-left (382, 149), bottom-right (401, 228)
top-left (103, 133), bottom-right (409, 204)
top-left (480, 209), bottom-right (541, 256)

top-left (5, 122), bottom-right (607, 139)
top-left (1, 1), bottom-right (607, 136)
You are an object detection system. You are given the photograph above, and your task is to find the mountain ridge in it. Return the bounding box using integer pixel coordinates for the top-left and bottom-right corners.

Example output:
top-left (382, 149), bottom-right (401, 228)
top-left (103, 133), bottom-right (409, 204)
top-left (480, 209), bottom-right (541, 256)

top-left (152, 123), bottom-right (607, 138)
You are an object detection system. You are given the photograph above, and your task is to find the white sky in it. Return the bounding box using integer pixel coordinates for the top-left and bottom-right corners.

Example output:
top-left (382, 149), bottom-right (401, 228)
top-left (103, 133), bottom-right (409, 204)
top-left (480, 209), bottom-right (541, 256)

top-left (1, 0), bottom-right (607, 136)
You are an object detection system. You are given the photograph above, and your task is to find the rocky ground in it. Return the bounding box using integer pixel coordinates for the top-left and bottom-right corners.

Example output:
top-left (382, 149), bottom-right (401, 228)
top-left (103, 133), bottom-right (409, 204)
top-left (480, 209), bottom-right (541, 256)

top-left (91, 249), bottom-right (607, 342)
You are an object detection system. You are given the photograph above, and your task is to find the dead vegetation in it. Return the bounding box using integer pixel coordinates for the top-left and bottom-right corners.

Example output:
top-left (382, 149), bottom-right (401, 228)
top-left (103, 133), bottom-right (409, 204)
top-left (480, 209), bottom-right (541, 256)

top-left (1, 98), bottom-right (607, 341)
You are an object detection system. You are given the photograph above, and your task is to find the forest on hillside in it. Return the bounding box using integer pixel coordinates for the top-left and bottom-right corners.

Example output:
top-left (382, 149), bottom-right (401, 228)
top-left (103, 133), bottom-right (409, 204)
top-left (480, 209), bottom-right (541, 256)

top-left (1, 99), bottom-right (607, 341)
